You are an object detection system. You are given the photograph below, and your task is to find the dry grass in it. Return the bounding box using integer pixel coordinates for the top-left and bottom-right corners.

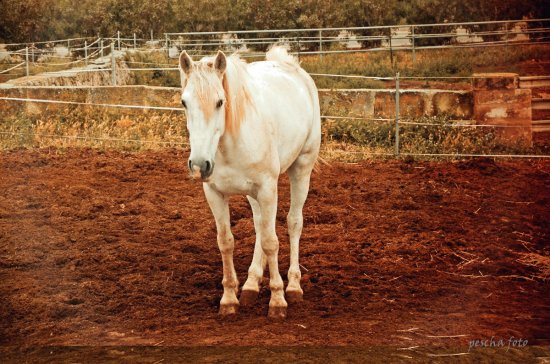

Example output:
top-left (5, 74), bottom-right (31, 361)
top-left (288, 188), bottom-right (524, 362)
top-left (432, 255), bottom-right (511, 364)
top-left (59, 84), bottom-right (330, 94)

top-left (0, 108), bottom-right (187, 151)
top-left (0, 107), bottom-right (543, 159)
top-left (518, 253), bottom-right (550, 282)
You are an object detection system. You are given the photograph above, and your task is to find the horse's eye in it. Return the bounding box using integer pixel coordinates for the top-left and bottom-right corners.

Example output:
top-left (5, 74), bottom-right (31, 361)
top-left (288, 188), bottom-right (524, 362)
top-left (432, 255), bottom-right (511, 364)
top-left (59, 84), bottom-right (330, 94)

top-left (181, 100), bottom-right (187, 108)
top-left (216, 99), bottom-right (223, 108)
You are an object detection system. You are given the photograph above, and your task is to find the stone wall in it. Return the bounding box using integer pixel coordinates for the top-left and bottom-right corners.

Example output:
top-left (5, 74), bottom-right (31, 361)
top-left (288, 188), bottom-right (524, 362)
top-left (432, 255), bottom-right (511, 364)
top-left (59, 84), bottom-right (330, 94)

top-left (0, 86), bottom-right (181, 117)
top-left (319, 89), bottom-right (472, 119)
top-left (473, 73), bottom-right (532, 143)
top-left (0, 86), bottom-right (473, 120)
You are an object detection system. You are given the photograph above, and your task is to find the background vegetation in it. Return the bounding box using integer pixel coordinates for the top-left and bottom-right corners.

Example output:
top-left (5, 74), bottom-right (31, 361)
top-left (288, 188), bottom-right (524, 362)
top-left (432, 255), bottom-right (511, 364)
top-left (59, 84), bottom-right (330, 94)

top-left (121, 44), bottom-right (550, 89)
top-left (1, 102), bottom-right (542, 160)
top-left (0, 0), bottom-right (547, 43)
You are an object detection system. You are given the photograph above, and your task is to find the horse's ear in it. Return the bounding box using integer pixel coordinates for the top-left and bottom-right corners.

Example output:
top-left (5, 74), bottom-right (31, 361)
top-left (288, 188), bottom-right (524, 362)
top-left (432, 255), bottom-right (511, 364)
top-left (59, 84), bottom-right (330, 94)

top-left (214, 50), bottom-right (227, 74)
top-left (179, 50), bottom-right (193, 75)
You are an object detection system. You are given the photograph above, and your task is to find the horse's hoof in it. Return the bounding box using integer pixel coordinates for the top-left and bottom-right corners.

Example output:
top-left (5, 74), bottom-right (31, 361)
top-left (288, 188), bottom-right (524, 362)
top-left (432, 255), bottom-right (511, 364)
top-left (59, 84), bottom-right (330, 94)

top-left (239, 289), bottom-right (258, 306)
top-left (286, 290), bottom-right (303, 303)
top-left (268, 305), bottom-right (287, 320)
top-left (219, 303), bottom-right (239, 316)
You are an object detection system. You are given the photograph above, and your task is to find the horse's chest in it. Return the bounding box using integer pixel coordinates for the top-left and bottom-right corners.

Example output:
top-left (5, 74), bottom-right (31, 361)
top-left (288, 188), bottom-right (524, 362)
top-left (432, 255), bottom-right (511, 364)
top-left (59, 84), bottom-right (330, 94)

top-left (208, 169), bottom-right (258, 196)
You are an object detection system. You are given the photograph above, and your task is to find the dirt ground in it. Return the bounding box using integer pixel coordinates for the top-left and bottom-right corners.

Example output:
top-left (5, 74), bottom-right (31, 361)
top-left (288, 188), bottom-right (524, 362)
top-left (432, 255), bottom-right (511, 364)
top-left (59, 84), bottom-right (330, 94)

top-left (0, 149), bottom-right (549, 361)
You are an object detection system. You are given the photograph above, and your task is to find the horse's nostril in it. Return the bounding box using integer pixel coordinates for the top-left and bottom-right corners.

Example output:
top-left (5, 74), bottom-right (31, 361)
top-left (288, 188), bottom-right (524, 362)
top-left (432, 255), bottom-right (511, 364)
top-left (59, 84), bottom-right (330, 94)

top-left (205, 160), bottom-right (211, 173)
top-left (188, 159), bottom-right (193, 171)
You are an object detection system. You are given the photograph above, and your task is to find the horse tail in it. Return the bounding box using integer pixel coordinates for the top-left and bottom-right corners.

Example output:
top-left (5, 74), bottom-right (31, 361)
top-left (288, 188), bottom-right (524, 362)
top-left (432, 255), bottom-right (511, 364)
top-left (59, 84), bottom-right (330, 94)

top-left (266, 46), bottom-right (300, 69)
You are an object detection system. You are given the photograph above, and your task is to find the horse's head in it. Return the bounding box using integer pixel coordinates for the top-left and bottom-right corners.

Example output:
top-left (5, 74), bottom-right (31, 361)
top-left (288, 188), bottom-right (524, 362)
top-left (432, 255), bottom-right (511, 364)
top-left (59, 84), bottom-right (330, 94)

top-left (179, 50), bottom-right (227, 180)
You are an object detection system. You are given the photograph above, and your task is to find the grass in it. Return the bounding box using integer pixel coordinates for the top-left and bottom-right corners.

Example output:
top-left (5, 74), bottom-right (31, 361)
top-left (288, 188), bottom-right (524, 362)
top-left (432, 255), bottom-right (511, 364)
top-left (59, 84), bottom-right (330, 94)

top-left (300, 44), bottom-right (550, 89)
top-left (0, 108), bottom-right (187, 151)
top-left (123, 50), bottom-right (180, 87)
top-left (1, 107), bottom-right (543, 160)
top-left (0, 56), bottom-right (96, 82)
top-left (116, 43), bottom-right (549, 89)
top-left (322, 114), bottom-right (538, 158)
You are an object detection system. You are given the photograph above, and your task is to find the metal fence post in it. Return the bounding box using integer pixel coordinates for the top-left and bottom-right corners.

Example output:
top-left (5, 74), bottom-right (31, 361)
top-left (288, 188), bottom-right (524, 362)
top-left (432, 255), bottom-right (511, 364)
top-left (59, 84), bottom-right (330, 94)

top-left (31, 45), bottom-right (34, 63)
top-left (505, 22), bottom-right (509, 48)
top-left (100, 39), bottom-right (104, 57)
top-left (395, 72), bottom-right (400, 156)
top-left (150, 29), bottom-right (153, 41)
top-left (117, 31), bottom-right (121, 50)
top-left (25, 47), bottom-right (29, 77)
top-left (411, 26), bottom-right (416, 64)
top-left (111, 42), bottom-right (116, 86)
top-left (165, 33), bottom-right (169, 57)
top-left (67, 39), bottom-right (71, 54)
top-left (388, 28), bottom-right (393, 67)
top-left (84, 40), bottom-right (88, 65)
top-left (133, 33), bottom-right (137, 49)
top-left (319, 30), bottom-right (323, 60)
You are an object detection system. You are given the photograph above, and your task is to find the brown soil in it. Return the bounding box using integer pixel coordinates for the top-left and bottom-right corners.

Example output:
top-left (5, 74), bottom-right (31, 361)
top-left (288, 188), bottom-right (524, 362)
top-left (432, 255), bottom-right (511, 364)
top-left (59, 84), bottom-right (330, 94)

top-left (0, 149), bottom-right (548, 354)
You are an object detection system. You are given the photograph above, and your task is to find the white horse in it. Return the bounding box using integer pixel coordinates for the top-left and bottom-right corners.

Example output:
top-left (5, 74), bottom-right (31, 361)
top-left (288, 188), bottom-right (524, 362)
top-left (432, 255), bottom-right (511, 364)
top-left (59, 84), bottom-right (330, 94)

top-left (178, 46), bottom-right (321, 319)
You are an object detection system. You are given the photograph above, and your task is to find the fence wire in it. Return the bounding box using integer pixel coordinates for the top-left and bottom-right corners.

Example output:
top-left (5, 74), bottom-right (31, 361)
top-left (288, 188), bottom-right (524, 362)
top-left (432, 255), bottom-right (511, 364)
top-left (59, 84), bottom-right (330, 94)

top-left (0, 95), bottom-right (548, 159)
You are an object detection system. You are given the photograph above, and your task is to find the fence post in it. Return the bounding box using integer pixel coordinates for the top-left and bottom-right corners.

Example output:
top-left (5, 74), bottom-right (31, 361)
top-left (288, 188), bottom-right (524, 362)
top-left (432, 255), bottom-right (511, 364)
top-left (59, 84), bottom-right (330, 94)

top-left (117, 31), bottom-right (121, 50)
top-left (505, 22), bottom-right (509, 48)
top-left (100, 39), bottom-right (104, 57)
top-left (411, 26), bottom-right (416, 64)
top-left (319, 30), bottom-right (323, 60)
top-left (388, 28), bottom-right (393, 68)
top-left (395, 72), bottom-right (400, 156)
top-left (67, 39), bottom-right (70, 54)
top-left (150, 29), bottom-right (153, 41)
top-left (25, 47), bottom-right (29, 77)
top-left (31, 45), bottom-right (34, 63)
top-left (84, 40), bottom-right (88, 65)
top-left (165, 33), bottom-right (169, 57)
top-left (133, 33), bottom-right (137, 49)
top-left (111, 42), bottom-right (116, 86)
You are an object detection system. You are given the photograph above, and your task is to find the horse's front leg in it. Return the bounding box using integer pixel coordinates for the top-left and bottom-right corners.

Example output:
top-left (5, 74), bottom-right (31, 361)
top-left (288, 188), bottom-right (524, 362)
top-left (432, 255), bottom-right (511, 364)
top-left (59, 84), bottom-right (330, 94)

top-left (256, 181), bottom-right (287, 319)
top-left (203, 184), bottom-right (239, 316)
top-left (240, 196), bottom-right (266, 305)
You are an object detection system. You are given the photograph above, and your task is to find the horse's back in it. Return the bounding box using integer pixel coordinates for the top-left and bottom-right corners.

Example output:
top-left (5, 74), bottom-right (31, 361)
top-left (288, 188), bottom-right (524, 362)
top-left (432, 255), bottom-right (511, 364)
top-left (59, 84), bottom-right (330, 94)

top-left (248, 58), bottom-right (321, 173)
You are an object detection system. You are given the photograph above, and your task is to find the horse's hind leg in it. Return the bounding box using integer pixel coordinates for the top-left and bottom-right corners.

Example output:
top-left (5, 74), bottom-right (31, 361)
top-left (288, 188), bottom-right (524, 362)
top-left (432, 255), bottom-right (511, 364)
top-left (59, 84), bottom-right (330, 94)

top-left (203, 184), bottom-right (239, 316)
top-left (286, 155), bottom-right (315, 303)
top-left (240, 196), bottom-right (266, 306)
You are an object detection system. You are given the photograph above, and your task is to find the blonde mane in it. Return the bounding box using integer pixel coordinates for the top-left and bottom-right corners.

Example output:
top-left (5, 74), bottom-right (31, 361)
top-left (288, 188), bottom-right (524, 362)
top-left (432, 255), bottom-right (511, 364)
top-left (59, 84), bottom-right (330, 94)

top-left (222, 55), bottom-right (253, 134)
top-left (193, 54), bottom-right (252, 135)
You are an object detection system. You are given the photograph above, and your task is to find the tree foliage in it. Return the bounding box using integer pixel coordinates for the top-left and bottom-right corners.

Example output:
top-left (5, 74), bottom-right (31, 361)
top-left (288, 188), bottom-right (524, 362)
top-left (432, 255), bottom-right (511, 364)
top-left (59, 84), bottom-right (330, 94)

top-left (0, 0), bottom-right (546, 43)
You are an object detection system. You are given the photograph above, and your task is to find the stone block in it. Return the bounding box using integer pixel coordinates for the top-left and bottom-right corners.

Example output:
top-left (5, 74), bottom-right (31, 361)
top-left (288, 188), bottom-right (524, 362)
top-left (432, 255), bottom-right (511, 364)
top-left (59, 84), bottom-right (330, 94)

top-left (473, 88), bottom-right (532, 142)
top-left (472, 73), bottom-right (519, 91)
top-left (432, 92), bottom-right (473, 119)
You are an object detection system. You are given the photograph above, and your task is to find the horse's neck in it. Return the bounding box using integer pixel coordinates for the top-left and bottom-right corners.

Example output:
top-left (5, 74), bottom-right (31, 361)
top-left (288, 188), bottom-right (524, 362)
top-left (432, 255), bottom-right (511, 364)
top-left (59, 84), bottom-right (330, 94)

top-left (218, 110), bottom-right (274, 165)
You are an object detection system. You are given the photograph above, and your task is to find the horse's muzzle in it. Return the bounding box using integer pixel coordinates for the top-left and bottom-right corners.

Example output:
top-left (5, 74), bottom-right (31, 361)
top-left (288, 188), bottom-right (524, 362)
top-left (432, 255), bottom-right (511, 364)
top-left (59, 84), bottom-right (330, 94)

top-left (188, 158), bottom-right (214, 180)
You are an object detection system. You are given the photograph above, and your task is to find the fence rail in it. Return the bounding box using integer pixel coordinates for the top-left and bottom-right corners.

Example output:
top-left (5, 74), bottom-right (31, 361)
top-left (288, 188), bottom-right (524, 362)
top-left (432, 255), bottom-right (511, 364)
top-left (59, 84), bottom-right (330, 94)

top-left (1, 19), bottom-right (548, 80)
top-left (2, 18), bottom-right (549, 57)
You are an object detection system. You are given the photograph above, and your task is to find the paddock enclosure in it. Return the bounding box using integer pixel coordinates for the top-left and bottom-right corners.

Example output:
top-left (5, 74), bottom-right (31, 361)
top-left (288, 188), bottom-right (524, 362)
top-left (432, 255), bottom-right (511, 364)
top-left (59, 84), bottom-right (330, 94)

top-left (0, 149), bottom-right (548, 360)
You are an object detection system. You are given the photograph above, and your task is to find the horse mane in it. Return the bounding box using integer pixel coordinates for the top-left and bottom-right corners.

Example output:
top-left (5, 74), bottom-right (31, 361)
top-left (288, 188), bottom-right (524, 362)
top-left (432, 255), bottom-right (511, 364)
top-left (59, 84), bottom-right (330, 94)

top-left (222, 55), bottom-right (253, 134)
top-left (191, 54), bottom-right (252, 135)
